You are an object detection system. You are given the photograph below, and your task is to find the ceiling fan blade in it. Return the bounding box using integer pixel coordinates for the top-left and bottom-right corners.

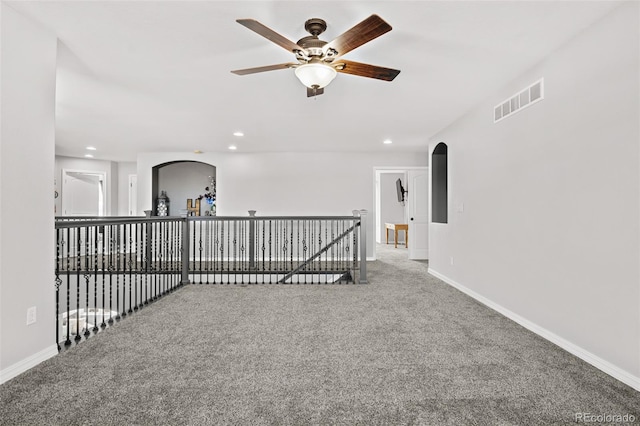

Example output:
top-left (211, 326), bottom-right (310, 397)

top-left (334, 59), bottom-right (400, 81)
top-left (323, 15), bottom-right (392, 58)
top-left (307, 86), bottom-right (324, 97)
top-left (231, 63), bottom-right (297, 75)
top-left (236, 19), bottom-right (303, 54)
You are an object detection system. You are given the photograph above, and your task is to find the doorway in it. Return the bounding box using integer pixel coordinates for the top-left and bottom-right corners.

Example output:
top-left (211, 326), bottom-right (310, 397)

top-left (128, 174), bottom-right (138, 216)
top-left (373, 167), bottom-right (429, 260)
top-left (61, 169), bottom-right (107, 216)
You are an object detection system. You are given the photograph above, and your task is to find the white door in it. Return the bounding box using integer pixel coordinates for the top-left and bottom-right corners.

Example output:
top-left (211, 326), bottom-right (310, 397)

top-left (128, 174), bottom-right (138, 216)
top-left (62, 171), bottom-right (103, 216)
top-left (408, 169), bottom-right (429, 259)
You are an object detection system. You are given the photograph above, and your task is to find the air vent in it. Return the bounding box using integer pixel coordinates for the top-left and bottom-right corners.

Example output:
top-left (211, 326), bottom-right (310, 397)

top-left (494, 78), bottom-right (544, 123)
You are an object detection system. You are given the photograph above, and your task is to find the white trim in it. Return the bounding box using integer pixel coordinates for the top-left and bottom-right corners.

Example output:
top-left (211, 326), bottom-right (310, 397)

top-left (428, 268), bottom-right (640, 392)
top-left (0, 345), bottom-right (58, 385)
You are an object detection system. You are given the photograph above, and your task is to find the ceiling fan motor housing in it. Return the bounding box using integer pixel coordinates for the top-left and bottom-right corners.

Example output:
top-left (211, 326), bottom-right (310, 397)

top-left (304, 18), bottom-right (327, 36)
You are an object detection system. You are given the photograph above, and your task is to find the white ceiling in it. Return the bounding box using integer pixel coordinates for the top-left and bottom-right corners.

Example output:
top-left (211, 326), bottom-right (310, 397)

top-left (7, 0), bottom-right (621, 162)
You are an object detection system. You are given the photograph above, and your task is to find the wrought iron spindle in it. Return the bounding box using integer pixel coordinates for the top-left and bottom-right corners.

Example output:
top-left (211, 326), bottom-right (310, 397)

top-left (120, 224), bottom-right (128, 318)
top-left (127, 223), bottom-right (133, 314)
top-left (134, 222), bottom-right (141, 310)
top-left (55, 229), bottom-right (62, 350)
top-left (204, 219), bottom-right (210, 284)
top-left (64, 228), bottom-right (71, 346)
top-left (100, 225), bottom-right (107, 329)
top-left (91, 226), bottom-right (99, 333)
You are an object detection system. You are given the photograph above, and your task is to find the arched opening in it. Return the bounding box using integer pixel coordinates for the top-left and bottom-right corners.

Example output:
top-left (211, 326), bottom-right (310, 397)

top-left (151, 161), bottom-right (216, 216)
top-left (431, 143), bottom-right (448, 224)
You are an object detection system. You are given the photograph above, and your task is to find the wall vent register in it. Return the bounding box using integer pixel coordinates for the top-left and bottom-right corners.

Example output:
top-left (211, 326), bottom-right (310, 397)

top-left (494, 78), bottom-right (544, 123)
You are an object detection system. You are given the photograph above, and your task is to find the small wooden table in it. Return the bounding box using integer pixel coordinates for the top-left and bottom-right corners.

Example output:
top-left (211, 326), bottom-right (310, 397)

top-left (385, 223), bottom-right (408, 248)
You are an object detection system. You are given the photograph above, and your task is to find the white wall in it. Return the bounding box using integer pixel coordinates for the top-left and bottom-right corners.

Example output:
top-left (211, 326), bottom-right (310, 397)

top-left (429, 3), bottom-right (639, 387)
top-left (379, 173), bottom-right (406, 243)
top-left (0, 4), bottom-right (58, 380)
top-left (117, 161), bottom-right (136, 216)
top-left (138, 151), bottom-right (428, 257)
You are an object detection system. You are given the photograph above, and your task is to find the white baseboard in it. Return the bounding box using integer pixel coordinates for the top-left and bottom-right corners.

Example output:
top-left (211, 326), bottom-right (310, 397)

top-left (428, 268), bottom-right (640, 392)
top-left (0, 345), bottom-right (58, 385)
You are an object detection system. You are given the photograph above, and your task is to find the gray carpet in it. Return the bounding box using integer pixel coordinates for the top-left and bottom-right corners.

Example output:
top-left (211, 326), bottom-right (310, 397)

top-left (1, 244), bottom-right (639, 425)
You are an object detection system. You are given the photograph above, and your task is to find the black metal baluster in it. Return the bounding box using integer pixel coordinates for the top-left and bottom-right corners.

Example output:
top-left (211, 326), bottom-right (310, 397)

top-left (134, 222), bottom-right (140, 310)
top-left (74, 227), bottom-right (82, 342)
top-left (239, 220), bottom-right (245, 284)
top-left (92, 226), bottom-right (99, 333)
top-left (152, 221), bottom-right (157, 299)
top-left (109, 225), bottom-right (117, 324)
top-left (100, 225), bottom-right (107, 329)
top-left (169, 220), bottom-right (174, 291)
top-left (323, 220), bottom-right (328, 284)
top-left (222, 219), bottom-right (227, 284)
top-left (64, 228), bottom-right (71, 347)
top-left (303, 220), bottom-right (308, 284)
top-left (176, 220), bottom-right (181, 287)
top-left (212, 219), bottom-right (218, 284)
top-left (261, 220), bottom-right (266, 284)
top-left (127, 223), bottom-right (133, 314)
top-left (83, 226), bottom-right (91, 337)
top-left (163, 221), bottom-right (167, 294)
top-left (198, 220), bottom-right (203, 284)
top-left (121, 224), bottom-right (128, 318)
top-left (174, 219), bottom-right (179, 290)
top-left (331, 220), bottom-right (341, 282)
top-left (168, 220), bottom-right (173, 291)
top-left (290, 220), bottom-right (294, 282)
top-left (311, 220), bottom-right (315, 276)
top-left (352, 218), bottom-right (357, 284)
top-left (55, 229), bottom-right (62, 350)
top-left (296, 220), bottom-right (306, 284)
top-left (233, 220), bottom-right (238, 284)
top-left (204, 219), bottom-right (209, 284)
top-left (160, 220), bottom-right (165, 295)
top-left (268, 220), bottom-right (272, 284)
top-left (143, 220), bottom-right (150, 306)
top-left (113, 225), bottom-right (124, 321)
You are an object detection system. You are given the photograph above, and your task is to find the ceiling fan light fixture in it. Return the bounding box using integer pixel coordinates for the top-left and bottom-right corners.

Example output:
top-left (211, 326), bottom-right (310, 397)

top-left (294, 63), bottom-right (337, 89)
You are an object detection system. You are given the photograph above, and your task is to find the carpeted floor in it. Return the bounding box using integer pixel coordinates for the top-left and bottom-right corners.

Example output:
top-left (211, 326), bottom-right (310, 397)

top-left (1, 244), bottom-right (638, 425)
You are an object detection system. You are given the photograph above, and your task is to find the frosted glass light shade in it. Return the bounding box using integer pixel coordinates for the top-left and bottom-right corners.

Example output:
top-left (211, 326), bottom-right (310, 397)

top-left (294, 63), bottom-right (337, 89)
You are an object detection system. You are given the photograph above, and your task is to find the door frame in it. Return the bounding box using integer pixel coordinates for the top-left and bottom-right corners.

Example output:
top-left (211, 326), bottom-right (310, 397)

top-left (61, 168), bottom-right (108, 216)
top-left (128, 174), bottom-right (138, 216)
top-left (373, 166), bottom-right (428, 260)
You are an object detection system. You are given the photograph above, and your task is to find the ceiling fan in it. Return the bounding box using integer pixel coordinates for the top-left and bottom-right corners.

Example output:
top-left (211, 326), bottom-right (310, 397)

top-left (231, 15), bottom-right (401, 97)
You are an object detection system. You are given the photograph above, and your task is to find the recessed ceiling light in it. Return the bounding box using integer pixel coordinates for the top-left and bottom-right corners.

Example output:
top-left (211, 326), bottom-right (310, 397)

top-left (233, 132), bottom-right (244, 137)
top-left (84, 154), bottom-right (94, 158)
top-left (228, 145), bottom-right (237, 150)
top-left (194, 150), bottom-right (203, 154)
top-left (86, 146), bottom-right (97, 150)
top-left (383, 139), bottom-right (393, 145)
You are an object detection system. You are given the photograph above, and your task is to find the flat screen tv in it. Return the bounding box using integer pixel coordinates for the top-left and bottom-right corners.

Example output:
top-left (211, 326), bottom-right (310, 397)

top-left (396, 178), bottom-right (405, 203)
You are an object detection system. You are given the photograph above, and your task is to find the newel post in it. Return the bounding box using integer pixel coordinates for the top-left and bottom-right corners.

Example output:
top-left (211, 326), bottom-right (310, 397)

top-left (353, 209), bottom-right (368, 284)
top-left (181, 216), bottom-right (190, 285)
top-left (248, 210), bottom-right (257, 270)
